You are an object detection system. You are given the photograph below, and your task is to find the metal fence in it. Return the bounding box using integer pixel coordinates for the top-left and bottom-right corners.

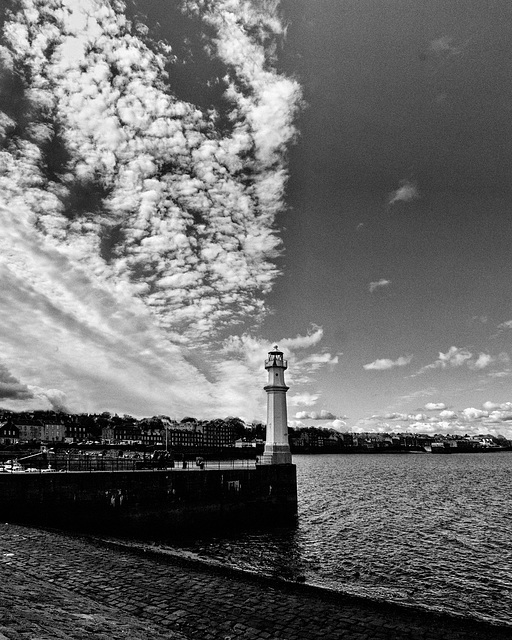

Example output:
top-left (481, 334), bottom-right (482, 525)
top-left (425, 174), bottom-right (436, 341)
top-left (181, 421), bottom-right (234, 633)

top-left (1, 457), bottom-right (258, 473)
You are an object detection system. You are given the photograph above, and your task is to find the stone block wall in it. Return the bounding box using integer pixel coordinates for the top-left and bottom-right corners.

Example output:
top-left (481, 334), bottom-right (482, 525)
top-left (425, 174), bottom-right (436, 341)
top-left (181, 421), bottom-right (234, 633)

top-left (0, 465), bottom-right (297, 535)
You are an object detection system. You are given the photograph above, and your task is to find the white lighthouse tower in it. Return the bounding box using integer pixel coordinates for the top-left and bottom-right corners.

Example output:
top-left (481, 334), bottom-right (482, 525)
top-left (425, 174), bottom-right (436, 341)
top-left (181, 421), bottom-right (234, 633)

top-left (261, 345), bottom-right (292, 465)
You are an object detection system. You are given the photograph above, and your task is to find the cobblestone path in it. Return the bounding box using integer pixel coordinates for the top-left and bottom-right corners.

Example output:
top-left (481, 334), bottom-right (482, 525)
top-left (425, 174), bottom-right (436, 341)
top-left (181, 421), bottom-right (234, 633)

top-left (0, 523), bottom-right (510, 640)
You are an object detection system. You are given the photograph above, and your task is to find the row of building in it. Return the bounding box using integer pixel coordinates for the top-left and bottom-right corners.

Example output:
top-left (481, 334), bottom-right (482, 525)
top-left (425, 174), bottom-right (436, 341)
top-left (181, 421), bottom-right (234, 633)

top-left (287, 428), bottom-right (511, 452)
top-left (0, 410), bottom-right (509, 453)
top-left (0, 414), bottom-right (237, 450)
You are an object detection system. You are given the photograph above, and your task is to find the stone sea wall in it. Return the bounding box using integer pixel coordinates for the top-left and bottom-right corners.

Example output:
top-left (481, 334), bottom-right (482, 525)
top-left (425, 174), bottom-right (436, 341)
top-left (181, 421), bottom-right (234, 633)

top-left (0, 465), bottom-right (297, 534)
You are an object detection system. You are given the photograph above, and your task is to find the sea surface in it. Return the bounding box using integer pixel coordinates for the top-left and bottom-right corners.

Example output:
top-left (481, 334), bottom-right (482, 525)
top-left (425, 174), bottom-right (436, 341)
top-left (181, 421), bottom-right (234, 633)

top-left (152, 453), bottom-right (512, 627)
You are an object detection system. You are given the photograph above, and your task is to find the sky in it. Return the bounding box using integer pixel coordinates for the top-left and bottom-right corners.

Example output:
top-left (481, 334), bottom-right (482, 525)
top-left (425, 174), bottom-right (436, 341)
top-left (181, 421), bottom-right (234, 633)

top-left (1, 0), bottom-right (512, 437)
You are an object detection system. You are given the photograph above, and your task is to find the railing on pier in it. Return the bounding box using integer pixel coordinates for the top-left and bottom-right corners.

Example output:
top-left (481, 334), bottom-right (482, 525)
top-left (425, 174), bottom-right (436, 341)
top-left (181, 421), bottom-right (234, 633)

top-left (0, 457), bottom-right (258, 474)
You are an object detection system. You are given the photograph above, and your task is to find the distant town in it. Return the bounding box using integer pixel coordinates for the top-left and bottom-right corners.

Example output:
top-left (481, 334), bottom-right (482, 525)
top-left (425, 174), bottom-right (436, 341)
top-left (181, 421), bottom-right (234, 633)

top-left (0, 410), bottom-right (510, 455)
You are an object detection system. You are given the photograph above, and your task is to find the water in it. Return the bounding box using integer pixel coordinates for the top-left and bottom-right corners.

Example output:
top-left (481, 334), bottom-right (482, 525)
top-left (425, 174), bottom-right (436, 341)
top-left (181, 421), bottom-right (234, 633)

top-left (153, 453), bottom-right (512, 627)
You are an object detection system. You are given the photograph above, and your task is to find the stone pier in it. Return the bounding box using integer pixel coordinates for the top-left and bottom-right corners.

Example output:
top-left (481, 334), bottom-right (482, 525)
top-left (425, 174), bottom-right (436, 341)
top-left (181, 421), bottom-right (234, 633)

top-left (0, 465), bottom-right (297, 534)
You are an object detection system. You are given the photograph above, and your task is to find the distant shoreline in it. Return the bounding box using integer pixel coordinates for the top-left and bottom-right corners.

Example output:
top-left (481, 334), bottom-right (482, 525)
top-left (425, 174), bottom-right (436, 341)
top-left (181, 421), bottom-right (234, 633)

top-left (291, 447), bottom-right (511, 455)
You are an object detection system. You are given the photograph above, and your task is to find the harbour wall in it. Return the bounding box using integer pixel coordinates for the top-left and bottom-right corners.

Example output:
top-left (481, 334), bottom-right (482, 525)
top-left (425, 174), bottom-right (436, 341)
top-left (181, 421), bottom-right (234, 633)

top-left (0, 465), bottom-right (297, 534)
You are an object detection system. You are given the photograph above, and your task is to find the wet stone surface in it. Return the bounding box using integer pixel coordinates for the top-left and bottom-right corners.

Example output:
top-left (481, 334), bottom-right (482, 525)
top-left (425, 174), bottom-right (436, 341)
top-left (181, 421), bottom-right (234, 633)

top-left (0, 523), bottom-right (509, 640)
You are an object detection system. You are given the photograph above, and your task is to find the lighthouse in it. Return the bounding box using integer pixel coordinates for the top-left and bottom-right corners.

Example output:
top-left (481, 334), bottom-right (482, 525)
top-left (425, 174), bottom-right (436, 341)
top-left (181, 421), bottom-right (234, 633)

top-left (261, 345), bottom-right (292, 465)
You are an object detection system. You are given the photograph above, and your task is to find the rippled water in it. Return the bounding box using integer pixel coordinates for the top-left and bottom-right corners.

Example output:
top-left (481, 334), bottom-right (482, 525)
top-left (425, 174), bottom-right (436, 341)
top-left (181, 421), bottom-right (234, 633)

top-left (158, 453), bottom-right (512, 627)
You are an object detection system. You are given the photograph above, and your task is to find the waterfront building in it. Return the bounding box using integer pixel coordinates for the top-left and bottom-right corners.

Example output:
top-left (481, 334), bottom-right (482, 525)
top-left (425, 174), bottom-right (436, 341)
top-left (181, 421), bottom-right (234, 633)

top-left (202, 421), bottom-right (235, 448)
top-left (165, 426), bottom-right (203, 448)
top-left (261, 346), bottom-right (292, 465)
top-left (65, 422), bottom-right (87, 443)
top-left (0, 422), bottom-right (19, 445)
top-left (13, 418), bottom-right (44, 442)
top-left (139, 428), bottom-right (166, 447)
top-left (41, 421), bottom-right (66, 442)
top-left (112, 423), bottom-right (143, 444)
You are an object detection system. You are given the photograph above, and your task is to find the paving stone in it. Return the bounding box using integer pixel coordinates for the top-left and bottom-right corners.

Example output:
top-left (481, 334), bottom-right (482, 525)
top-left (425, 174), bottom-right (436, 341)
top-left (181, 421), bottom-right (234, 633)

top-left (0, 523), bottom-right (510, 640)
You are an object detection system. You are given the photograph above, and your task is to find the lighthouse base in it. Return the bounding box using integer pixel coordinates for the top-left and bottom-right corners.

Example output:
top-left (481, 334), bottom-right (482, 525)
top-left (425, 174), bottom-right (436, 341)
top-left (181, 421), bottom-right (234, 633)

top-left (261, 443), bottom-right (292, 465)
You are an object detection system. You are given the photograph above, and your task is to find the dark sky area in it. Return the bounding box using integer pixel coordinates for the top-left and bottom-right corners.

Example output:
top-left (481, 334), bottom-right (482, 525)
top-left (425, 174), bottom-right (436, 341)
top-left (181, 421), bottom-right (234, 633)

top-left (256, 0), bottom-right (512, 428)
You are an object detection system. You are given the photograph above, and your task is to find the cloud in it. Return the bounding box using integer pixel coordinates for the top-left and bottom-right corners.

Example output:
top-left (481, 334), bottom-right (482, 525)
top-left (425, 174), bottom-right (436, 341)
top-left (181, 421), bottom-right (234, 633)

top-left (324, 419), bottom-right (347, 431)
top-left (319, 410), bottom-right (338, 420)
top-left (417, 347), bottom-right (504, 375)
top-left (280, 325), bottom-right (324, 351)
top-left (357, 400), bottom-right (512, 438)
top-left (468, 353), bottom-right (494, 370)
top-left (429, 36), bottom-right (463, 57)
top-left (295, 409), bottom-right (338, 420)
top-left (482, 401), bottom-right (512, 412)
top-left (388, 180), bottom-right (419, 206)
top-left (438, 409), bottom-right (457, 419)
top-left (289, 393), bottom-right (320, 408)
top-left (363, 355), bottom-right (413, 371)
top-left (294, 352), bottom-right (339, 372)
top-left (369, 279), bottom-right (391, 293)
top-left (417, 346), bottom-right (471, 373)
top-left (461, 407), bottom-right (488, 421)
top-left (29, 386), bottom-right (70, 412)
top-left (0, 364), bottom-right (34, 401)
top-left (398, 388), bottom-right (438, 402)
top-left (437, 347), bottom-right (472, 368)
top-left (424, 402), bottom-right (446, 411)
top-left (485, 410), bottom-right (512, 424)
top-left (0, 362), bottom-right (70, 411)
top-left (220, 328), bottom-right (338, 419)
top-left (0, 0), bottom-right (313, 419)
top-left (488, 369), bottom-right (512, 379)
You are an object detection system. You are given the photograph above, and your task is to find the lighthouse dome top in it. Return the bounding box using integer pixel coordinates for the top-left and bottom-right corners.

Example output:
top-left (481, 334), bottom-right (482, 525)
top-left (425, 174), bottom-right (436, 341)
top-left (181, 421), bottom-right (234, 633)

top-left (265, 345), bottom-right (288, 369)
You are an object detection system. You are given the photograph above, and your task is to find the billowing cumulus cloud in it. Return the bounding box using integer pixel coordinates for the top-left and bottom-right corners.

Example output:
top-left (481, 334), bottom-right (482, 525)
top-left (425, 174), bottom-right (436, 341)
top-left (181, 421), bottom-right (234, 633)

top-left (461, 407), bottom-right (488, 421)
top-left (369, 279), bottom-right (391, 293)
top-left (295, 409), bottom-right (338, 420)
top-left (468, 353), bottom-right (494, 370)
top-left (0, 362), bottom-right (70, 411)
top-left (363, 355), bottom-right (413, 371)
top-left (483, 401), bottom-right (512, 412)
top-left (315, 418), bottom-right (346, 431)
top-left (388, 180), bottom-right (419, 206)
top-left (424, 402), bottom-right (446, 411)
top-left (357, 399), bottom-right (512, 438)
top-left (0, 0), bottom-right (326, 418)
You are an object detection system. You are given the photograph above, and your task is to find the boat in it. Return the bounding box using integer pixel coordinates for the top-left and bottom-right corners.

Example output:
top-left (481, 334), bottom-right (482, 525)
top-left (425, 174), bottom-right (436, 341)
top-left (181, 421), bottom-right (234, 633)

top-left (430, 442), bottom-right (452, 454)
top-left (1, 461), bottom-right (24, 472)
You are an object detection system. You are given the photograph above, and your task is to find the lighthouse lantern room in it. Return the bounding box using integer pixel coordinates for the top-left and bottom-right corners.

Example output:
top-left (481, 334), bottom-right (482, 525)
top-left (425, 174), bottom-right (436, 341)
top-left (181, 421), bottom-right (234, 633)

top-left (261, 345), bottom-right (292, 465)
